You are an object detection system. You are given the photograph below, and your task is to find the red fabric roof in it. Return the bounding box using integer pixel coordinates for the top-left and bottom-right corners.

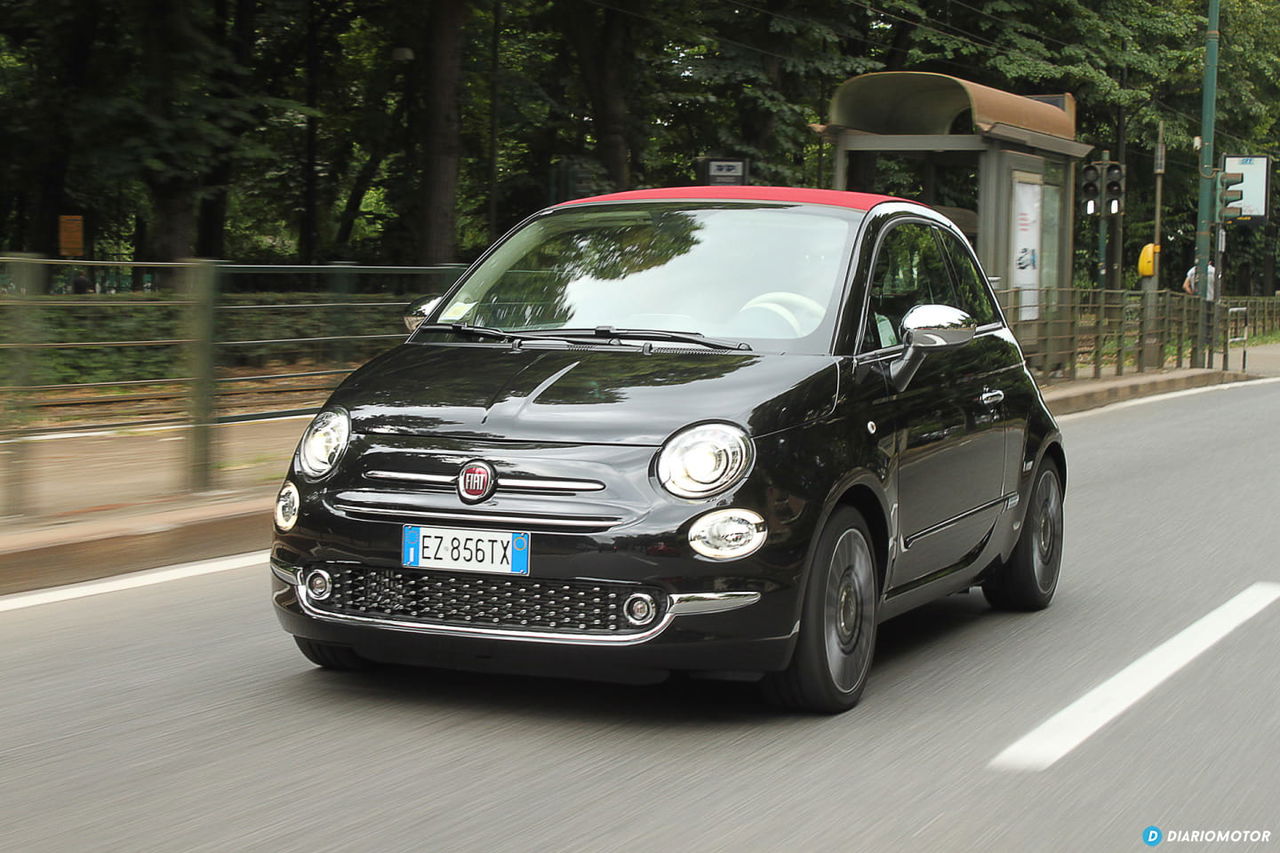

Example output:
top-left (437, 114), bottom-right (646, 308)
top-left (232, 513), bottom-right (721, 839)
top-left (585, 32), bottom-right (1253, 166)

top-left (558, 185), bottom-right (916, 212)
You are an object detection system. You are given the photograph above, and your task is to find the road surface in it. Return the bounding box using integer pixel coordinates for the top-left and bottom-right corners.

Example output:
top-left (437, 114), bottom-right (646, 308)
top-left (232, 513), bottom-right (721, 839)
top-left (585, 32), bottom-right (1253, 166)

top-left (2, 380), bottom-right (1279, 852)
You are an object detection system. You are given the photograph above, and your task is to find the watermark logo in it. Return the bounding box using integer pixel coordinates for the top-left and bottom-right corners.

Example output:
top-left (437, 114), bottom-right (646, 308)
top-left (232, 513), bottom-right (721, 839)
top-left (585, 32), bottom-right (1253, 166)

top-left (1143, 826), bottom-right (1272, 845)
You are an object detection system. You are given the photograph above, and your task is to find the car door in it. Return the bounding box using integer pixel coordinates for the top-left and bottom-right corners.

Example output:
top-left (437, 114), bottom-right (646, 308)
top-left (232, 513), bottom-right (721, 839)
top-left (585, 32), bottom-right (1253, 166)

top-left (935, 226), bottom-right (1031, 503)
top-left (861, 219), bottom-right (1007, 591)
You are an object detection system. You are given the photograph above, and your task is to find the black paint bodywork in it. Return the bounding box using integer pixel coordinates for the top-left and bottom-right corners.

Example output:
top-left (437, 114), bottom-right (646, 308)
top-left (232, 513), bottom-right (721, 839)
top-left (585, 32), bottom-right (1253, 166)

top-left (272, 199), bottom-right (1065, 683)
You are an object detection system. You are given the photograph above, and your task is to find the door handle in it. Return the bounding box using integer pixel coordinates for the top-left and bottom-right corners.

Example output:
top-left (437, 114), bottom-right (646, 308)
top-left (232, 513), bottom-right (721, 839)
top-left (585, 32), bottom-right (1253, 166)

top-left (980, 389), bottom-right (1005, 406)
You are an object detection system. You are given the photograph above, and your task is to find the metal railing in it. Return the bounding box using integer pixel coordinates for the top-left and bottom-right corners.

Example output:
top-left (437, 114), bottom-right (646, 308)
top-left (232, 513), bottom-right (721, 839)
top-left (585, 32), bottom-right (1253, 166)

top-left (3, 254), bottom-right (1279, 519)
top-left (1, 257), bottom-right (465, 517)
top-left (993, 287), bottom-right (1278, 381)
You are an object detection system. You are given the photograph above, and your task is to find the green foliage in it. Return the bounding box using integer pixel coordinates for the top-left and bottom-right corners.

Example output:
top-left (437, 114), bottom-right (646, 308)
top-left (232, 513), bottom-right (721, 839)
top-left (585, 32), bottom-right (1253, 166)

top-left (3, 0), bottom-right (1280, 294)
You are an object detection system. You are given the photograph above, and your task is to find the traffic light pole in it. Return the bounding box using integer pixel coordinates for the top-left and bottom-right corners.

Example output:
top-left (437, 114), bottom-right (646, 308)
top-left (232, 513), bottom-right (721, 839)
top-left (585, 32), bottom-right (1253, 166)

top-left (1096, 150), bottom-right (1110, 291)
top-left (1193, 0), bottom-right (1222, 366)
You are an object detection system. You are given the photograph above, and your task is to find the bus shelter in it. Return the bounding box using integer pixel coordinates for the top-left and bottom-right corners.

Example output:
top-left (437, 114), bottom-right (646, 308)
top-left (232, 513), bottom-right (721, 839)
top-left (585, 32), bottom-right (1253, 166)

top-left (823, 72), bottom-right (1092, 364)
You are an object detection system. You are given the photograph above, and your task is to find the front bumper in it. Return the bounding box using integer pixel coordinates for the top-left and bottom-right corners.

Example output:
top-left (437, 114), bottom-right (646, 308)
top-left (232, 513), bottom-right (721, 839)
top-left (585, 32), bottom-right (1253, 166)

top-left (273, 568), bottom-right (798, 679)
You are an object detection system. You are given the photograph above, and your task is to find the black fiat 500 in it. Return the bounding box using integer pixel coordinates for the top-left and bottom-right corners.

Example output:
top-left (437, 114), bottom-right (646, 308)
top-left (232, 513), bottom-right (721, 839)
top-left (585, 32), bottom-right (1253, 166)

top-left (271, 185), bottom-right (1065, 713)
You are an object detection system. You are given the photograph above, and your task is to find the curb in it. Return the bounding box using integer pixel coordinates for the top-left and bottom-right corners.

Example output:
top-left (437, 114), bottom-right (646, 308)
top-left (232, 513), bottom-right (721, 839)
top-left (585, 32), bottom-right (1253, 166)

top-left (0, 368), bottom-right (1261, 597)
top-left (0, 496), bottom-right (273, 597)
top-left (1042, 368), bottom-right (1252, 416)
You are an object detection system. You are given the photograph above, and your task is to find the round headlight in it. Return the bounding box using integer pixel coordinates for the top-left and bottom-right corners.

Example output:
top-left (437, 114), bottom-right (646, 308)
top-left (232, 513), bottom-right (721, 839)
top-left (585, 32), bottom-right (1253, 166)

top-left (298, 409), bottom-right (350, 478)
top-left (657, 422), bottom-right (753, 499)
top-left (688, 508), bottom-right (767, 560)
top-left (274, 481), bottom-right (300, 531)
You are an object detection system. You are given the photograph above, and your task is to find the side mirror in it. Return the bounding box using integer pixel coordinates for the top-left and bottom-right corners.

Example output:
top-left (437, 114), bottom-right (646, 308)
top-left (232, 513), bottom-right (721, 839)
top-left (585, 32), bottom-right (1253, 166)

top-left (403, 296), bottom-right (441, 332)
top-left (889, 304), bottom-right (976, 391)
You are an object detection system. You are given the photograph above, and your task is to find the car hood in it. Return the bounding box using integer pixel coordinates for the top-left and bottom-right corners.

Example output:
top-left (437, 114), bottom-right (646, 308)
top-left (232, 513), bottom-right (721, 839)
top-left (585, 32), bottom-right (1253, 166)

top-left (329, 343), bottom-right (838, 445)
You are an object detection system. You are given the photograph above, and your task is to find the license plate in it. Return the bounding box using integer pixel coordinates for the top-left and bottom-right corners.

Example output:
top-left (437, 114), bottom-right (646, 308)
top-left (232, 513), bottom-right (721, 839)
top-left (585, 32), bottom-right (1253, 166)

top-left (401, 525), bottom-right (531, 575)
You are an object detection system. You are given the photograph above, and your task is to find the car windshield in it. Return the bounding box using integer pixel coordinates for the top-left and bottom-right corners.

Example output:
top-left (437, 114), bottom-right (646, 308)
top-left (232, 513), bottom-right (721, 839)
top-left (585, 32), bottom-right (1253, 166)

top-left (427, 201), bottom-right (864, 353)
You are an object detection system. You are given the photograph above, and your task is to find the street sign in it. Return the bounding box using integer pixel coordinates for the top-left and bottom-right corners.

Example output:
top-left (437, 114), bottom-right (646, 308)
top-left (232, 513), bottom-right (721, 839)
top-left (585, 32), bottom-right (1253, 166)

top-left (1221, 155), bottom-right (1269, 223)
top-left (58, 215), bottom-right (84, 257)
top-left (696, 157), bottom-right (749, 186)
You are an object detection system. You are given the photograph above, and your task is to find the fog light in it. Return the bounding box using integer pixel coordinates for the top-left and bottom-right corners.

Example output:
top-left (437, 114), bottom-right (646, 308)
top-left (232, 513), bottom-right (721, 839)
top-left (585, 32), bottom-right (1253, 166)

top-left (304, 569), bottom-right (332, 600)
top-left (623, 592), bottom-right (658, 627)
top-left (688, 508), bottom-right (767, 560)
top-left (275, 481), bottom-right (300, 531)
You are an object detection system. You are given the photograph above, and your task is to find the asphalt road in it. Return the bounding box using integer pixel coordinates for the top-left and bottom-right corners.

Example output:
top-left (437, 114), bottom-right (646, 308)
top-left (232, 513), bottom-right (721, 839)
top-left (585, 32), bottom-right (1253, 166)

top-left (3, 380), bottom-right (1279, 852)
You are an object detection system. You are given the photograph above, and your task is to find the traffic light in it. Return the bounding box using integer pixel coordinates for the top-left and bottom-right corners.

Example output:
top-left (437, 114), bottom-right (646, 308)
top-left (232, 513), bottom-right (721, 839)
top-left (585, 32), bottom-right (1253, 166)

top-left (1219, 170), bottom-right (1245, 220)
top-left (1103, 162), bottom-right (1126, 215)
top-left (1078, 163), bottom-right (1102, 215)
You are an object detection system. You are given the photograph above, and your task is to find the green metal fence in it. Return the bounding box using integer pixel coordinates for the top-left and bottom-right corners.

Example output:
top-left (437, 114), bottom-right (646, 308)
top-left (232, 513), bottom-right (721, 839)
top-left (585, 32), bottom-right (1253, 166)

top-left (993, 287), bottom-right (1280, 380)
top-left (3, 254), bottom-right (1279, 519)
top-left (0, 257), bottom-right (464, 516)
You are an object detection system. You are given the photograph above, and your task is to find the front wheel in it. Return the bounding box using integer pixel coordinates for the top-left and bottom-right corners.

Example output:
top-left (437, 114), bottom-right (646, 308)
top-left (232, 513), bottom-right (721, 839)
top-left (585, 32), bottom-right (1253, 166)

top-left (763, 506), bottom-right (879, 713)
top-left (983, 461), bottom-right (1064, 611)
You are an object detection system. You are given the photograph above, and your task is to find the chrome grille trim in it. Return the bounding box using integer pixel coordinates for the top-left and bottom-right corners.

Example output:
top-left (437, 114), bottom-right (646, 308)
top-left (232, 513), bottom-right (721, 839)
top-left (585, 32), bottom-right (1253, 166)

top-left (366, 470), bottom-right (454, 485)
top-left (668, 591), bottom-right (762, 615)
top-left (499, 477), bottom-right (605, 492)
top-left (365, 470), bottom-right (605, 493)
top-left (333, 502), bottom-right (621, 530)
top-left (288, 570), bottom-right (764, 646)
top-left (271, 562), bottom-right (301, 585)
top-left (296, 575), bottom-right (674, 646)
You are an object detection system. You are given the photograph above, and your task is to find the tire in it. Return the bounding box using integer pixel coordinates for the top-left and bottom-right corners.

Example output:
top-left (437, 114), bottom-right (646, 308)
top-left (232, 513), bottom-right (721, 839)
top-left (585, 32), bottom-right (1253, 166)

top-left (763, 506), bottom-right (879, 713)
top-left (983, 461), bottom-right (1064, 611)
top-left (294, 637), bottom-right (373, 671)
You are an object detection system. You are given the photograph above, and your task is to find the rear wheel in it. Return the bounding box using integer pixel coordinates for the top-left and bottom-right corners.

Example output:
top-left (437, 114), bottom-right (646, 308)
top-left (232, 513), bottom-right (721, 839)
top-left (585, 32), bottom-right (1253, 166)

top-left (763, 506), bottom-right (878, 713)
top-left (294, 637), bottom-right (373, 671)
top-left (983, 461), bottom-right (1063, 611)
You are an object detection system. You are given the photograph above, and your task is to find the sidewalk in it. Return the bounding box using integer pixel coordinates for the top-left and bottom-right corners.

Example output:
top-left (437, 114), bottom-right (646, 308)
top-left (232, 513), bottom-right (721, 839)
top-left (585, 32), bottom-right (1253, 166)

top-left (1, 352), bottom-right (1271, 596)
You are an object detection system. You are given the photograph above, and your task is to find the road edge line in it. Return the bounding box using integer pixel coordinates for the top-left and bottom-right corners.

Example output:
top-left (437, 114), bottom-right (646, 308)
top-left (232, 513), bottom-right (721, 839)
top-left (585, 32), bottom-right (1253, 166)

top-left (0, 550), bottom-right (268, 613)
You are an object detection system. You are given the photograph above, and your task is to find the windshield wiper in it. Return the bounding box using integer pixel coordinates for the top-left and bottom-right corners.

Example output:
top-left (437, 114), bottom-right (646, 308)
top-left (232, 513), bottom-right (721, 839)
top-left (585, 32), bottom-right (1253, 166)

top-left (525, 326), bottom-right (752, 351)
top-left (414, 322), bottom-right (542, 344)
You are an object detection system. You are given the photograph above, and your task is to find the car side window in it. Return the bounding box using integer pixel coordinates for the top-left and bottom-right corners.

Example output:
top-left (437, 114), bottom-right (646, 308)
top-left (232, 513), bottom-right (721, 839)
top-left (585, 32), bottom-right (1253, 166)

top-left (862, 222), bottom-right (955, 352)
top-left (937, 230), bottom-right (1000, 326)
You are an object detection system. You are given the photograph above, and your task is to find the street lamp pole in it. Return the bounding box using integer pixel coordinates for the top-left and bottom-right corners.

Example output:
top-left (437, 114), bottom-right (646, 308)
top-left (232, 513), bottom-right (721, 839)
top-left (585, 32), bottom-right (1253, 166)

top-left (1193, 0), bottom-right (1222, 366)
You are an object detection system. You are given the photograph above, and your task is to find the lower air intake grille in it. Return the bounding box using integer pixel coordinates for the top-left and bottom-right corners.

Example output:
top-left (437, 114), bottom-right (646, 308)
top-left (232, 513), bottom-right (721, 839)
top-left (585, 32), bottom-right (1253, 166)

top-left (311, 565), bottom-right (665, 635)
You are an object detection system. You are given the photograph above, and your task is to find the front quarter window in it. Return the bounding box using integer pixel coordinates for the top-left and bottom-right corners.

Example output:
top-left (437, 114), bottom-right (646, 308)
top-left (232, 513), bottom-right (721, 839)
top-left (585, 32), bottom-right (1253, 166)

top-left (938, 230), bottom-right (1000, 326)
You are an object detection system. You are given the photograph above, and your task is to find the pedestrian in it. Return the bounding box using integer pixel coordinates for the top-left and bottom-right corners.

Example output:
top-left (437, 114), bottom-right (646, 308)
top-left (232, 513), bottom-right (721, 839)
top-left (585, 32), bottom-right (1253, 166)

top-left (1182, 262), bottom-right (1217, 301)
top-left (71, 269), bottom-right (93, 295)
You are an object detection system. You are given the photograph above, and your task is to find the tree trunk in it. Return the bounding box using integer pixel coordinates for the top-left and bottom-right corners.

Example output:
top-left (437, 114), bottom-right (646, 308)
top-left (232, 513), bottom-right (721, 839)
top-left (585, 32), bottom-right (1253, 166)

top-left (197, 161), bottom-right (230, 258)
top-left (28, 152), bottom-right (70, 257)
top-left (335, 110), bottom-right (398, 251)
top-left (196, 0), bottom-right (257, 261)
top-left (561, 7), bottom-right (633, 191)
top-left (416, 0), bottom-right (470, 265)
top-left (150, 179), bottom-right (198, 263)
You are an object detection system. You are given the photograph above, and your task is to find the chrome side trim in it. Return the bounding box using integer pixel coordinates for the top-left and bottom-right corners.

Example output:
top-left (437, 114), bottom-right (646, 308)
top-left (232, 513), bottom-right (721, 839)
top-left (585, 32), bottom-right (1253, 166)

top-left (365, 470), bottom-right (605, 493)
top-left (296, 584), bottom-right (676, 646)
top-left (902, 492), bottom-right (1015, 549)
top-left (668, 591), bottom-right (762, 616)
top-left (271, 562), bottom-right (301, 585)
top-left (332, 502), bottom-right (620, 530)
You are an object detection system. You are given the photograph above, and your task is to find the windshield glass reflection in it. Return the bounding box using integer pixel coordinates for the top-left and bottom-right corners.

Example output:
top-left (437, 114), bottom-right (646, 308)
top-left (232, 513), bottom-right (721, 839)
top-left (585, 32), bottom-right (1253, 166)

top-left (432, 202), bottom-right (864, 352)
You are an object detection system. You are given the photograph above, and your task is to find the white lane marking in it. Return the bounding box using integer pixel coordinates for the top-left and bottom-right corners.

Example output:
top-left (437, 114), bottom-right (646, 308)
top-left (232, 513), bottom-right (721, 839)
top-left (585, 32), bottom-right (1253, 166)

top-left (0, 550), bottom-right (268, 613)
top-left (1057, 376), bottom-right (1280, 422)
top-left (991, 582), bottom-right (1280, 772)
